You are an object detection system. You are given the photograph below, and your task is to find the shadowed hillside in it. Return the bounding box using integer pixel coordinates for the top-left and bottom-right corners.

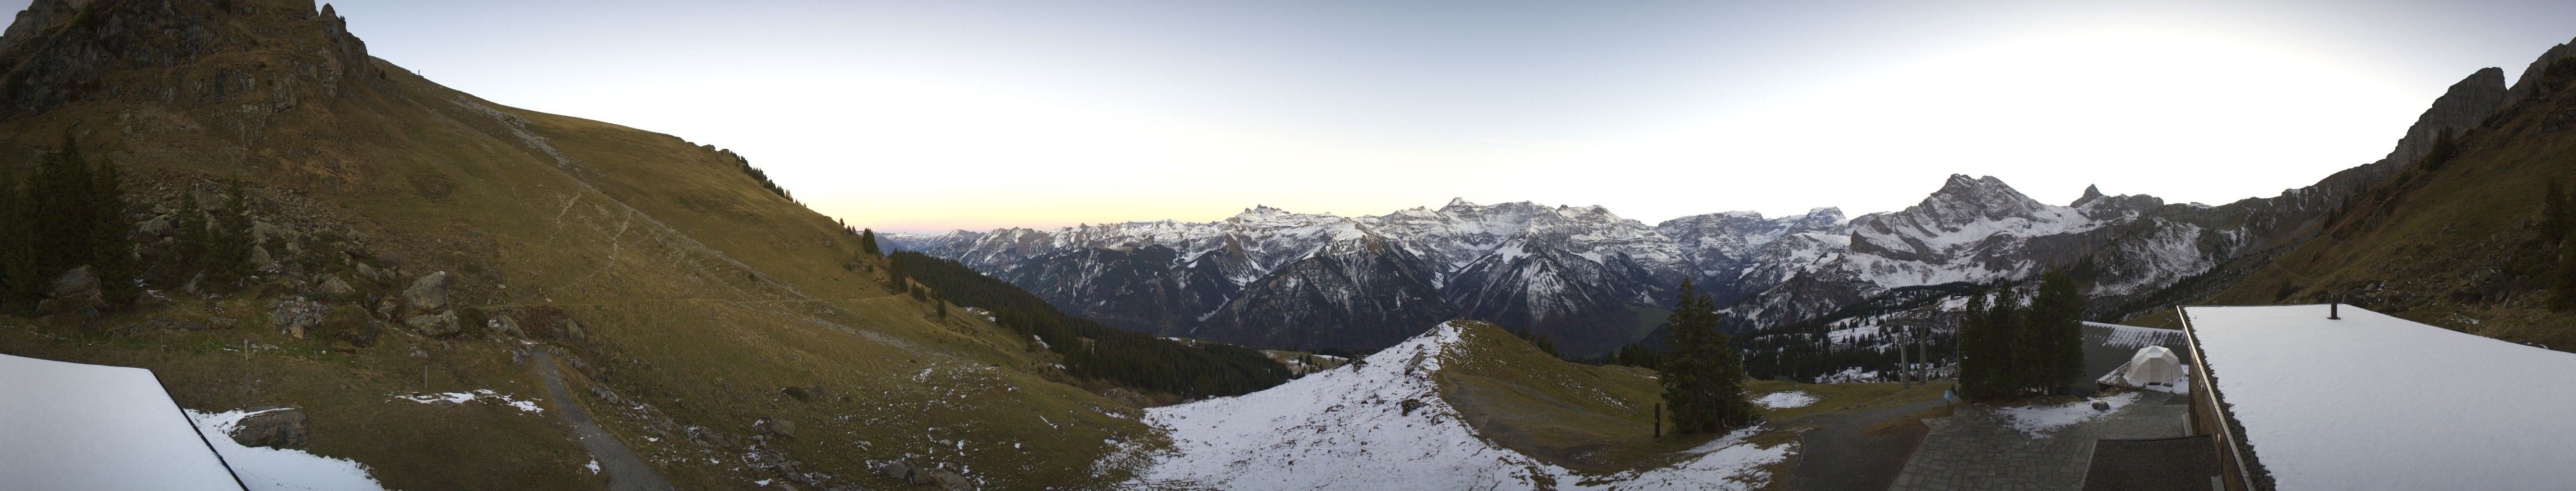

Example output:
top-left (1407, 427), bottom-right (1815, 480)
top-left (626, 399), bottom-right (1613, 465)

top-left (0, 0), bottom-right (1184, 489)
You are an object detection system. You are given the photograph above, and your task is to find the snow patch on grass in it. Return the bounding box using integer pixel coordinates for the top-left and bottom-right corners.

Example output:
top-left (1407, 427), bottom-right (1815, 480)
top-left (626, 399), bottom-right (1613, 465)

top-left (1995, 392), bottom-right (2142, 438)
top-left (185, 409), bottom-right (388, 491)
top-left (389, 389), bottom-right (544, 413)
top-left (1751, 391), bottom-right (1820, 409)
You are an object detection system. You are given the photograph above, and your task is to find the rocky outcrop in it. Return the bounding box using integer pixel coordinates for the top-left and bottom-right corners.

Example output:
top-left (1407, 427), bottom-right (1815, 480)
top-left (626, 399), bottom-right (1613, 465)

top-left (227, 407), bottom-right (308, 449)
top-left (403, 271), bottom-right (451, 311)
top-left (0, 0), bottom-right (92, 50)
top-left (404, 310), bottom-right (459, 337)
top-left (33, 265), bottom-right (99, 316)
top-left (2505, 37), bottom-right (2576, 109)
top-left (318, 274), bottom-right (356, 298)
top-left (0, 0), bottom-right (380, 118)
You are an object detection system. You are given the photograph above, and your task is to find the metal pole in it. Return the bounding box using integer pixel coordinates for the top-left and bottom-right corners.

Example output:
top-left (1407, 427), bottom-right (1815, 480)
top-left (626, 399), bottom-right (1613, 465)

top-left (1900, 331), bottom-right (1911, 389)
top-left (1653, 403), bottom-right (1661, 438)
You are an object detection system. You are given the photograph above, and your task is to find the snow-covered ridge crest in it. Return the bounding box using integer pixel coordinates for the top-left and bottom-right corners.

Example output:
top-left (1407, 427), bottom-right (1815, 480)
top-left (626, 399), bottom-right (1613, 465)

top-left (1123, 321), bottom-right (1787, 490)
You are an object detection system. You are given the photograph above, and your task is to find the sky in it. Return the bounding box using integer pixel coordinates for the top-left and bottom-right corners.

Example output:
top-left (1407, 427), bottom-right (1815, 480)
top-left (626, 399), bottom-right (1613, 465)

top-left (322, 0), bottom-right (2576, 233)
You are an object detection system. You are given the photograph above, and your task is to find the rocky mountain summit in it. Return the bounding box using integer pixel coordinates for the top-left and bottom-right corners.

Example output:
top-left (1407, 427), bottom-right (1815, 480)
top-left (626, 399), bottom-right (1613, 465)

top-left (894, 66), bottom-right (2524, 355)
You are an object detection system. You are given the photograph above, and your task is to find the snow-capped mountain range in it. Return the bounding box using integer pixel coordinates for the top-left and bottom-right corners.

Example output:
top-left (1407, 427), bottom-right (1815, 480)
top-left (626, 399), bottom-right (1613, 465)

top-left (890, 67), bottom-right (2510, 355)
top-left (890, 175), bottom-right (2247, 354)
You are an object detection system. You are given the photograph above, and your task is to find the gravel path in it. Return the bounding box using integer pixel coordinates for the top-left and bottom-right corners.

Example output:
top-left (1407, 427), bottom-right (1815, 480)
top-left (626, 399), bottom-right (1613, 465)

top-left (1782, 398), bottom-right (1949, 491)
top-left (533, 350), bottom-right (675, 491)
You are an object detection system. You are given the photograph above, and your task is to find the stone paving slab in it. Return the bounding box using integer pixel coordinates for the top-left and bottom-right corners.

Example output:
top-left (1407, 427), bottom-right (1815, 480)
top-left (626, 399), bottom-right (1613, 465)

top-left (1886, 392), bottom-right (2185, 491)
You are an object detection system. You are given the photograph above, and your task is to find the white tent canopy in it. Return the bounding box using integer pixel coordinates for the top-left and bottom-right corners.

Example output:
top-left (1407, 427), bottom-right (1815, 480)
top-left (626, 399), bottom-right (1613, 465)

top-left (0, 353), bottom-right (243, 491)
top-left (2097, 345), bottom-right (2185, 388)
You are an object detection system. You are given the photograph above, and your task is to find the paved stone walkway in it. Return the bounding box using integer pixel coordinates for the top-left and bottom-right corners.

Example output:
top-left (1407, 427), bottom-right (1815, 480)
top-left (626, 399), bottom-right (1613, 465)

top-left (1886, 392), bottom-right (2188, 491)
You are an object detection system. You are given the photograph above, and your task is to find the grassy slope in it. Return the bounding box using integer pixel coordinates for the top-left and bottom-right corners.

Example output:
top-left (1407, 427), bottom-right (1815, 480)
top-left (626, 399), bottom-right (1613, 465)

top-left (1436, 321), bottom-right (1949, 485)
top-left (0, 1), bottom-right (1150, 489)
top-left (2182, 64), bottom-right (2576, 351)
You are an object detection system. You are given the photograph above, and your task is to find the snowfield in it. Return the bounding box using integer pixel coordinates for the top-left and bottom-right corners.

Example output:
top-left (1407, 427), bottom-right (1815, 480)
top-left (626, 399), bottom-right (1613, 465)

top-left (1121, 321), bottom-right (1791, 490)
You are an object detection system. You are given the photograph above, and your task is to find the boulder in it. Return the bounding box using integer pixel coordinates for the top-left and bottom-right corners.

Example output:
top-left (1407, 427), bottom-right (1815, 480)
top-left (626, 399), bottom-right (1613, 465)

top-left (52, 266), bottom-right (100, 300)
top-left (249, 246), bottom-right (275, 269)
top-left (136, 216), bottom-right (173, 237)
top-left (932, 469), bottom-right (975, 491)
top-left (562, 318), bottom-right (588, 342)
top-left (251, 221), bottom-right (284, 245)
top-left (404, 311), bottom-right (461, 337)
top-left (875, 460), bottom-right (910, 482)
top-left (492, 315), bottom-right (524, 337)
top-left (268, 298), bottom-right (326, 339)
top-left (318, 275), bottom-right (357, 298)
top-left (354, 263), bottom-right (380, 281)
top-left (38, 266), bottom-right (103, 316)
top-left (403, 271), bottom-right (451, 311)
top-left (228, 408), bottom-right (309, 449)
top-left (753, 417), bottom-right (795, 438)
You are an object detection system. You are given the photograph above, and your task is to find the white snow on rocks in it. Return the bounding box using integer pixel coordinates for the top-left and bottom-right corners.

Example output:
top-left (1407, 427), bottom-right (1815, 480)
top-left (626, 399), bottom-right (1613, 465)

top-left (1994, 392), bottom-right (2142, 438)
top-left (187, 409), bottom-right (389, 491)
top-left (390, 389), bottom-right (544, 413)
top-left (1123, 321), bottom-right (1790, 490)
top-left (1751, 391), bottom-right (1821, 409)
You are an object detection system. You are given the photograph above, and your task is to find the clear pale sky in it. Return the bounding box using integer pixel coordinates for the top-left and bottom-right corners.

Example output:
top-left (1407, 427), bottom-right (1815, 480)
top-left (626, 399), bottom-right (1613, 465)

top-left (323, 0), bottom-right (2576, 233)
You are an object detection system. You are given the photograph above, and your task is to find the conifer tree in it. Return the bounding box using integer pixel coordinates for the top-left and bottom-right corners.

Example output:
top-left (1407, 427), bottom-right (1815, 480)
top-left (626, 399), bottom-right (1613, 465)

top-left (859, 228), bottom-right (882, 257)
top-left (202, 179), bottom-right (255, 290)
top-left (171, 188), bottom-right (207, 271)
top-left (2543, 180), bottom-right (2568, 245)
top-left (2554, 229), bottom-right (2576, 311)
top-left (0, 168), bottom-right (34, 308)
top-left (2027, 269), bottom-right (2085, 393)
top-left (1660, 279), bottom-right (1758, 434)
top-left (90, 157), bottom-right (138, 308)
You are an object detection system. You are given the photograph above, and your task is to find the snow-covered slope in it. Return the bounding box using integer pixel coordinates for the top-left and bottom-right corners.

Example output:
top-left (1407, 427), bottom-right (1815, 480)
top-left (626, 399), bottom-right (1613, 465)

top-left (1120, 321), bottom-right (1789, 490)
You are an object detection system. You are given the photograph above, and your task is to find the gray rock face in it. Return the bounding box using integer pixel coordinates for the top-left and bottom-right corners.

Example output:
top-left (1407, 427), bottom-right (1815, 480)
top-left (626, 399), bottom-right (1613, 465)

top-left (876, 460), bottom-right (911, 482)
top-left (318, 275), bottom-right (356, 298)
top-left (36, 266), bottom-right (102, 316)
top-left (227, 408), bottom-right (309, 449)
top-left (492, 315), bottom-right (524, 338)
top-left (52, 265), bottom-right (98, 298)
top-left (249, 246), bottom-right (275, 269)
top-left (932, 469), bottom-right (975, 491)
top-left (137, 216), bottom-right (174, 237)
top-left (2505, 37), bottom-right (2576, 108)
top-left (752, 417), bottom-right (794, 438)
top-left (268, 298), bottom-right (326, 339)
top-left (404, 311), bottom-right (460, 337)
top-left (250, 221), bottom-right (285, 245)
top-left (0, 0), bottom-right (93, 51)
top-left (403, 271), bottom-right (451, 311)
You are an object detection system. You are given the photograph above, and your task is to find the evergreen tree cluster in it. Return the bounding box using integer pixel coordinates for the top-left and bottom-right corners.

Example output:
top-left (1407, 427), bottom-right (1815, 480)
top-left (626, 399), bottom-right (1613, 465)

top-left (1506, 326), bottom-right (1561, 358)
top-left (0, 135), bottom-right (142, 312)
top-left (888, 251), bottom-right (1290, 397)
top-left (1956, 270), bottom-right (2086, 400)
top-left (1735, 282), bottom-right (1973, 382)
top-left (1659, 279), bottom-right (1758, 434)
top-left (727, 152), bottom-right (791, 200)
top-left (2541, 180), bottom-right (2576, 311)
top-left (1601, 341), bottom-right (1661, 370)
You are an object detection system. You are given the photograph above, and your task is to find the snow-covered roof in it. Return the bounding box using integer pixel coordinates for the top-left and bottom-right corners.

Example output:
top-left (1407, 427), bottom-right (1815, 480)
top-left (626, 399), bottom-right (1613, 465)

top-left (2182, 304), bottom-right (2576, 491)
top-left (0, 353), bottom-right (243, 490)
